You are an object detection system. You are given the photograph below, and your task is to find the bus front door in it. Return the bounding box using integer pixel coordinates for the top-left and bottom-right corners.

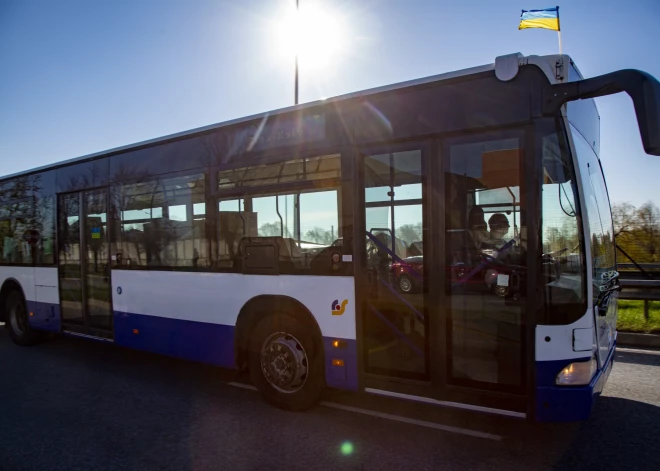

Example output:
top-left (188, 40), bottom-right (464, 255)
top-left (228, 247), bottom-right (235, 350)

top-left (57, 188), bottom-right (113, 339)
top-left (358, 134), bottom-right (528, 417)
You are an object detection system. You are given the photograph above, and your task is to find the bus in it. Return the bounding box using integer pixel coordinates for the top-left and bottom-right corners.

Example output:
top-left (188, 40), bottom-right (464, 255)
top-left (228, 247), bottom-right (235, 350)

top-left (1, 53), bottom-right (658, 422)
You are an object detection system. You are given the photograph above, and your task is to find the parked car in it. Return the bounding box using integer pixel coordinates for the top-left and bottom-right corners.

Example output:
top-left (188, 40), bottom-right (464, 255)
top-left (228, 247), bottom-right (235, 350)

top-left (391, 250), bottom-right (528, 299)
top-left (391, 256), bottom-right (423, 293)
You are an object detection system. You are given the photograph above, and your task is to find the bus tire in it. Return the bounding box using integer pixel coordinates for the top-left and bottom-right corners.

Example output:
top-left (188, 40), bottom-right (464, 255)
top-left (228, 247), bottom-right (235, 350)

top-left (248, 314), bottom-right (324, 412)
top-left (6, 290), bottom-right (42, 346)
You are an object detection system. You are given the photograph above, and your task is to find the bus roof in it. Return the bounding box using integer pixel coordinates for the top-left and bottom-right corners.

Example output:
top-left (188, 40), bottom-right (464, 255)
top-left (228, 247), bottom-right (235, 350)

top-left (1, 53), bottom-right (570, 182)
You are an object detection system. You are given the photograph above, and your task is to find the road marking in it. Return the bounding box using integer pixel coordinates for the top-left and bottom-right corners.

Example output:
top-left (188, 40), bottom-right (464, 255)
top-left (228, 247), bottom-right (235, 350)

top-left (228, 382), bottom-right (257, 391)
top-left (227, 382), bottom-right (501, 441)
top-left (617, 347), bottom-right (660, 355)
top-left (62, 331), bottom-right (114, 342)
top-left (319, 401), bottom-right (502, 441)
top-left (365, 388), bottom-right (526, 419)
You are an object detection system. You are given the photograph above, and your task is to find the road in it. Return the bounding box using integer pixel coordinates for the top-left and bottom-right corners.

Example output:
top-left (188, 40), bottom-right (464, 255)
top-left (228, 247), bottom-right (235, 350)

top-left (1, 329), bottom-right (659, 471)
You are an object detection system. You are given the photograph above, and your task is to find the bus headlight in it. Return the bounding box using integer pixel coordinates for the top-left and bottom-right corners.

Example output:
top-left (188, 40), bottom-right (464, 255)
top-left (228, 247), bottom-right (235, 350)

top-left (555, 359), bottom-right (598, 386)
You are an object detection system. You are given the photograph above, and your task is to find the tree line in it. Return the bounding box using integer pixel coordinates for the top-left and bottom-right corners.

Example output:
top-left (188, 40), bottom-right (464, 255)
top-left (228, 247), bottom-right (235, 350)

top-left (612, 201), bottom-right (660, 263)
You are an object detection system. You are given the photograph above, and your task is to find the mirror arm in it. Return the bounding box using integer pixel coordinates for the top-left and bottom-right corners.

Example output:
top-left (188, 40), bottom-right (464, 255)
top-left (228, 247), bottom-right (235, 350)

top-left (543, 69), bottom-right (660, 155)
top-left (543, 70), bottom-right (643, 114)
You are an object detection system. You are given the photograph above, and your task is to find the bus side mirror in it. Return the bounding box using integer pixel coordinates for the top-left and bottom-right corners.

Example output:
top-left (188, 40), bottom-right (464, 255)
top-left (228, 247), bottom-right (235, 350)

top-left (543, 69), bottom-right (660, 156)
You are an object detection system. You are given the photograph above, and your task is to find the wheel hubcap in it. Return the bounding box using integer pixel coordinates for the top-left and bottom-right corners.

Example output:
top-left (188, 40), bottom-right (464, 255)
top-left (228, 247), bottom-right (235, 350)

top-left (260, 332), bottom-right (308, 394)
top-left (400, 276), bottom-right (412, 292)
top-left (10, 301), bottom-right (27, 336)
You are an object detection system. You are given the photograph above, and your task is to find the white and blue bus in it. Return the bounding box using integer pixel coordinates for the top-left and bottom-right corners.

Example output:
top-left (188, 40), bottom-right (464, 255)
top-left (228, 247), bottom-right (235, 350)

top-left (2, 53), bottom-right (658, 422)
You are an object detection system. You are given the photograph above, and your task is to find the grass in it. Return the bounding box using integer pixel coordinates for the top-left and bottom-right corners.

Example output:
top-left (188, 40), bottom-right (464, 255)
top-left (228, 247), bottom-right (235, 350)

top-left (617, 300), bottom-right (660, 334)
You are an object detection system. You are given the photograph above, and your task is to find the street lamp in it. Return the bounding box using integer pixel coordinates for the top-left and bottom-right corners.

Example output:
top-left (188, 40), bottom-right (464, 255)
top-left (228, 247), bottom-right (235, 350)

top-left (279, 1), bottom-right (342, 105)
top-left (295, 0), bottom-right (299, 105)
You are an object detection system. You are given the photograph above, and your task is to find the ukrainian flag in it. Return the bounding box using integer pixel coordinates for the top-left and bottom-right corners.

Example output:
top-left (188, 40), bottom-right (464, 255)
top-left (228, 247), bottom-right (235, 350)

top-left (519, 7), bottom-right (560, 32)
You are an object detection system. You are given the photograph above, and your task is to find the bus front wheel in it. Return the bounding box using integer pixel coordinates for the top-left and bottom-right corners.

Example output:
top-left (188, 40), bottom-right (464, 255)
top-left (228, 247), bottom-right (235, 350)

top-left (248, 314), bottom-right (324, 411)
top-left (6, 290), bottom-right (42, 346)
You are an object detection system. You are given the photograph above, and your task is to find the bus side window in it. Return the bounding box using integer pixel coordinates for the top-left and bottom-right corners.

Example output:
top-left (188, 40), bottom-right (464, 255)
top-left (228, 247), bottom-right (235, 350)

top-left (117, 173), bottom-right (207, 268)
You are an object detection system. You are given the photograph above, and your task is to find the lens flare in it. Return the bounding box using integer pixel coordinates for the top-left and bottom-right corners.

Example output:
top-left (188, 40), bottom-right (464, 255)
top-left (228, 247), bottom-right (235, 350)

top-left (277, 3), bottom-right (344, 69)
top-left (340, 441), bottom-right (354, 456)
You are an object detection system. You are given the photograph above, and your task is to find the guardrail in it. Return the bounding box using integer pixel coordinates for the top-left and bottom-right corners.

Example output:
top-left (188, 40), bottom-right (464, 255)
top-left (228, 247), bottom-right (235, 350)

top-left (617, 263), bottom-right (660, 271)
top-left (618, 279), bottom-right (660, 320)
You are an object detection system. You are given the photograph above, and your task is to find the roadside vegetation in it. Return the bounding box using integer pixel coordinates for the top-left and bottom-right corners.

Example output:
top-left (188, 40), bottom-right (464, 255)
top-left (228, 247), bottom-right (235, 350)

top-left (617, 300), bottom-right (660, 333)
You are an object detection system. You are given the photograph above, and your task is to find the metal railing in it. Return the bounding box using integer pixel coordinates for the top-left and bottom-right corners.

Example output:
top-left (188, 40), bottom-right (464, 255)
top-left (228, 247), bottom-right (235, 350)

top-left (618, 262), bottom-right (659, 320)
top-left (617, 263), bottom-right (660, 271)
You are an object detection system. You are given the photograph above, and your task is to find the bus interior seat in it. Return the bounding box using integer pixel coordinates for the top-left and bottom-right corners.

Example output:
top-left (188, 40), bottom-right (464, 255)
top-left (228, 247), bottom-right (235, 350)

top-left (235, 236), bottom-right (304, 273)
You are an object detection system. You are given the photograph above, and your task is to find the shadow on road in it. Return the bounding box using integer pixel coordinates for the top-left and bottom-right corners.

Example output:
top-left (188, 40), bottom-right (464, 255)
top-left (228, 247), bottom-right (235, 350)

top-left (551, 396), bottom-right (660, 470)
top-left (3, 333), bottom-right (660, 471)
top-left (615, 348), bottom-right (660, 367)
top-left (0, 333), bottom-right (242, 471)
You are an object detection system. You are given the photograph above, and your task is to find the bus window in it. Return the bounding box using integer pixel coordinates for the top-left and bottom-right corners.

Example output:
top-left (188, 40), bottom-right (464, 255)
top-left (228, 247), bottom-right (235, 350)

top-left (539, 120), bottom-right (586, 324)
top-left (116, 173), bottom-right (207, 268)
top-left (217, 198), bottom-right (251, 270)
top-left (217, 154), bottom-right (340, 189)
top-left (0, 174), bottom-right (55, 265)
top-left (230, 189), bottom-right (340, 274)
top-left (444, 133), bottom-right (525, 390)
top-left (216, 153), bottom-right (342, 275)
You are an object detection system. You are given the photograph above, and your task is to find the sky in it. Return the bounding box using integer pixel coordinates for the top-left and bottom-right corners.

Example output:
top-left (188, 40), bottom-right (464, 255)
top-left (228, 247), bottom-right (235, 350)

top-left (1, 0), bottom-right (659, 208)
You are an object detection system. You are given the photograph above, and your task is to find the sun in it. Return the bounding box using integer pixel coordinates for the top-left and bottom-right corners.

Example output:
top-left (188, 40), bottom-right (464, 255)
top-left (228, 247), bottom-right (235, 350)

top-left (277, 3), bottom-right (344, 69)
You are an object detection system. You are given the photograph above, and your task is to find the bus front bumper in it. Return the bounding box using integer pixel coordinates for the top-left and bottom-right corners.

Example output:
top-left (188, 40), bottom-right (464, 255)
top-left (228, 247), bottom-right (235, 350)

top-left (535, 343), bottom-right (616, 422)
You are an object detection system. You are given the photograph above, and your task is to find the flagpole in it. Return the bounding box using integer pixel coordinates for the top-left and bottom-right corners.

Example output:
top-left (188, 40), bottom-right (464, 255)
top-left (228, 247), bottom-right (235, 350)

top-left (556, 6), bottom-right (562, 55)
top-left (558, 30), bottom-right (562, 55)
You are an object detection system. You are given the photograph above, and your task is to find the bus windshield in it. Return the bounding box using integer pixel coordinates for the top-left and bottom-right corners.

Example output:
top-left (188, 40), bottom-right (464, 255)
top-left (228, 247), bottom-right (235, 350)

top-left (571, 124), bottom-right (617, 279)
top-left (539, 119), bottom-right (587, 324)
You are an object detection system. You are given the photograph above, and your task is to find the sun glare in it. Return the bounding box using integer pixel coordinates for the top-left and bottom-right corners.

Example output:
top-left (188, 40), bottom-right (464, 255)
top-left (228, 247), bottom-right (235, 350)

top-left (277, 3), bottom-right (344, 69)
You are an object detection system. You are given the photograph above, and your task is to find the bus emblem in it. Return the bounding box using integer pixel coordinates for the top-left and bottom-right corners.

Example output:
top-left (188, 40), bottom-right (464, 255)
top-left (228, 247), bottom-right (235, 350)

top-left (332, 299), bottom-right (348, 316)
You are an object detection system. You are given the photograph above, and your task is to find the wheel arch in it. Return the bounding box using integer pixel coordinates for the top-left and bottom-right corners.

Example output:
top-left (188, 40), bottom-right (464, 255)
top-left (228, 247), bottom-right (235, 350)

top-left (234, 294), bottom-right (324, 370)
top-left (0, 278), bottom-right (26, 323)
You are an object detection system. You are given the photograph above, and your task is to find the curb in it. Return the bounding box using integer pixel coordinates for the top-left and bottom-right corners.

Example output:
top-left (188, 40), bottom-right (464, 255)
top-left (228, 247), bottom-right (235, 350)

top-left (617, 332), bottom-right (660, 349)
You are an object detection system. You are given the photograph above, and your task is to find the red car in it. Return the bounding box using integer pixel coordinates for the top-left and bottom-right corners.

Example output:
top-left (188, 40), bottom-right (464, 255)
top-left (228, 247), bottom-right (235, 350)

top-left (391, 255), bottom-right (516, 296)
top-left (391, 256), bottom-right (424, 293)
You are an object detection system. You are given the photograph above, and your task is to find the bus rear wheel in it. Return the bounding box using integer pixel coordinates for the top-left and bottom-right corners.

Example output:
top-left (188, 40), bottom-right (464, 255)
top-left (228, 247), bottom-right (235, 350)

top-left (248, 314), bottom-right (324, 411)
top-left (6, 290), bottom-right (41, 346)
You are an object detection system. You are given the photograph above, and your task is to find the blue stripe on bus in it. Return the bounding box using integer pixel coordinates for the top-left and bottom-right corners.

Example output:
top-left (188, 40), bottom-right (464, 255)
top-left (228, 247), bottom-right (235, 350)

top-left (323, 336), bottom-right (359, 391)
top-left (535, 344), bottom-right (616, 422)
top-left (29, 304), bottom-right (358, 391)
top-left (113, 310), bottom-right (358, 391)
top-left (113, 311), bottom-right (237, 369)
top-left (27, 300), bottom-right (61, 332)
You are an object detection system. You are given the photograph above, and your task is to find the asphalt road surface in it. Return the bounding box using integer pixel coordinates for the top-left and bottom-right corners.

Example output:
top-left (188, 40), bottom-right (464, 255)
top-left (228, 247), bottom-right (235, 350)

top-left (1, 328), bottom-right (659, 471)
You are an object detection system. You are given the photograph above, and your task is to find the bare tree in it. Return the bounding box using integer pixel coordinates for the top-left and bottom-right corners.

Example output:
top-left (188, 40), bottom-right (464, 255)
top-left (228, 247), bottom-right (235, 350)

top-left (612, 202), bottom-right (638, 237)
top-left (613, 201), bottom-right (660, 263)
top-left (635, 201), bottom-right (660, 262)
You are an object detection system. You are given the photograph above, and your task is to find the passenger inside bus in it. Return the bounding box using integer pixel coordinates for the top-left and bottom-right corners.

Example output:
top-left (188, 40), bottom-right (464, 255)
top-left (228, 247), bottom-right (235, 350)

top-left (480, 213), bottom-right (510, 253)
top-left (467, 206), bottom-right (490, 250)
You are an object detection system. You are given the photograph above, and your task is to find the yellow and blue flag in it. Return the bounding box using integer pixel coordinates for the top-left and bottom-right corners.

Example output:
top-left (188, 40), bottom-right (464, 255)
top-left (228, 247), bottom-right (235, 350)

top-left (519, 7), bottom-right (560, 32)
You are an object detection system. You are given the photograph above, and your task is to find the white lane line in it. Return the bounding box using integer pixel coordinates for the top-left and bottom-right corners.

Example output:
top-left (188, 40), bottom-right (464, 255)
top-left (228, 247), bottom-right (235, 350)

top-left (365, 387), bottom-right (525, 419)
top-left (319, 401), bottom-right (502, 441)
top-left (228, 382), bottom-right (258, 391)
top-left (227, 382), bottom-right (501, 441)
top-left (617, 347), bottom-right (660, 355)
